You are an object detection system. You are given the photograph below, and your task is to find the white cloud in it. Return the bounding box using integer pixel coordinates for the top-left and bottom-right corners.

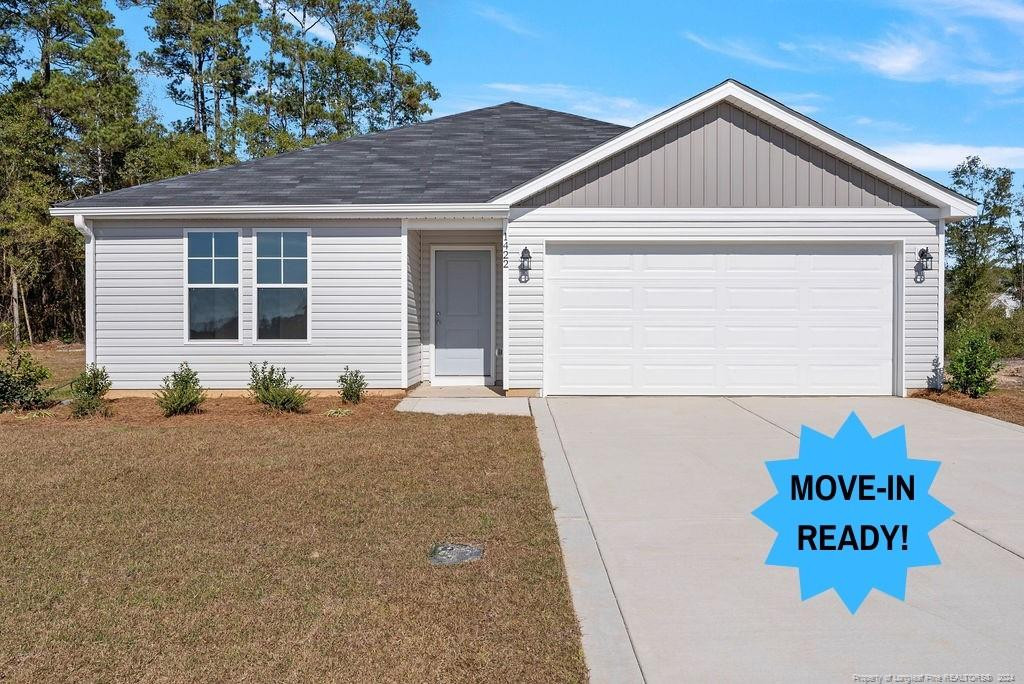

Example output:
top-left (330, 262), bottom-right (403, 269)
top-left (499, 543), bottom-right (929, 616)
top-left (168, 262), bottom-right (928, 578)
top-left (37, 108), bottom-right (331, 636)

top-left (772, 91), bottom-right (828, 115)
top-left (876, 142), bottom-right (1024, 169)
top-left (853, 116), bottom-right (912, 132)
top-left (482, 83), bottom-right (662, 125)
top-left (474, 5), bottom-right (539, 38)
top-left (257, 0), bottom-right (336, 42)
top-left (899, 0), bottom-right (1024, 26)
top-left (790, 33), bottom-right (1024, 91)
top-left (683, 32), bottom-right (804, 71)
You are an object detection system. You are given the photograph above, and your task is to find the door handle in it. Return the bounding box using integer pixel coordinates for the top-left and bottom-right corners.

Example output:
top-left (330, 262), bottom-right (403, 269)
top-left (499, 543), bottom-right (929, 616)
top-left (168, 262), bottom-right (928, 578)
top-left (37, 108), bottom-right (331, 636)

top-left (435, 311), bottom-right (441, 326)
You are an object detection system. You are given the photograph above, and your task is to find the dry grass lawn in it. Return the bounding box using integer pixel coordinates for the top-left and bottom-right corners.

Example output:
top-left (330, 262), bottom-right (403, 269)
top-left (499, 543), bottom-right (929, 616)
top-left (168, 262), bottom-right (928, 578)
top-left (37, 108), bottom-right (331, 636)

top-left (913, 388), bottom-right (1024, 428)
top-left (0, 398), bottom-right (586, 682)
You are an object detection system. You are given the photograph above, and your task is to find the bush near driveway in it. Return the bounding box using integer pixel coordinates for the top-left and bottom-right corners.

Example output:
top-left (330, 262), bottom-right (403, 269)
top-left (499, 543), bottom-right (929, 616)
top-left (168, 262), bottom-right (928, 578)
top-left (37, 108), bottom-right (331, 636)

top-left (947, 327), bottom-right (1001, 398)
top-left (0, 398), bottom-right (586, 682)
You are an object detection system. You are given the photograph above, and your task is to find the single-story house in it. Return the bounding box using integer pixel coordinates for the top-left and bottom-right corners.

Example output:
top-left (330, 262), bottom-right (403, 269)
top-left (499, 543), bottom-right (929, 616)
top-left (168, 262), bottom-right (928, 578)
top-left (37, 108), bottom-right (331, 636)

top-left (52, 80), bottom-right (977, 396)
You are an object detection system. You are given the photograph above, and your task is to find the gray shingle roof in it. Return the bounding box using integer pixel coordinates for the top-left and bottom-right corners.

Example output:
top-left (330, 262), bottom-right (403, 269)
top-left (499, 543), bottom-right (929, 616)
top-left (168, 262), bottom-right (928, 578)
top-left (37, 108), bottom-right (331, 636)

top-left (58, 103), bottom-right (627, 208)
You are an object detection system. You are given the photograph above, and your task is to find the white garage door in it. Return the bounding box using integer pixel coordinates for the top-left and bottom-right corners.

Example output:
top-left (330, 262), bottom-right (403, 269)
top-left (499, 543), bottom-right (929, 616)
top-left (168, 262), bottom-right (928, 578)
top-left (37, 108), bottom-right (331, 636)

top-left (544, 243), bottom-right (895, 395)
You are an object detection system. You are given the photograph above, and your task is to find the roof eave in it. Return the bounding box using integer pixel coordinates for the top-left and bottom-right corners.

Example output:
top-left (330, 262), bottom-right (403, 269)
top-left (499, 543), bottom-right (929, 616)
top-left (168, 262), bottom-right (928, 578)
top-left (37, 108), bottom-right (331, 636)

top-left (50, 203), bottom-right (512, 221)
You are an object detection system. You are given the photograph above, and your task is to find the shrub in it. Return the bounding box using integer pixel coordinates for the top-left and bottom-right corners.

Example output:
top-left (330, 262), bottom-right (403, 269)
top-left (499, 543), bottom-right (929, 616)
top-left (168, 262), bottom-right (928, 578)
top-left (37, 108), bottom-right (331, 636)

top-left (69, 363), bottom-right (112, 417)
top-left (248, 361), bottom-right (310, 412)
top-left (0, 343), bottom-right (52, 411)
top-left (155, 362), bottom-right (207, 416)
top-left (337, 366), bottom-right (368, 403)
top-left (946, 327), bottom-right (1001, 398)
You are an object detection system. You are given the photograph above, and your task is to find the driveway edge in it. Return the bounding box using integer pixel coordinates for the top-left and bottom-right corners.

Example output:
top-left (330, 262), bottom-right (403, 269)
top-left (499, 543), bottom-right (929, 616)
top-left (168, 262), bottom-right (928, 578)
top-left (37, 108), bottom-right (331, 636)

top-left (530, 398), bottom-right (644, 684)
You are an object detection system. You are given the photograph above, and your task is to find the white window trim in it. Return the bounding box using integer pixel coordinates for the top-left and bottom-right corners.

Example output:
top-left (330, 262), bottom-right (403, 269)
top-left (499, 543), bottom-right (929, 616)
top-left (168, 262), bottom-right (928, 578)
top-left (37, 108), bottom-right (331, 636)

top-left (183, 228), bottom-right (242, 344)
top-left (252, 227), bottom-right (312, 344)
top-left (429, 245), bottom-right (496, 386)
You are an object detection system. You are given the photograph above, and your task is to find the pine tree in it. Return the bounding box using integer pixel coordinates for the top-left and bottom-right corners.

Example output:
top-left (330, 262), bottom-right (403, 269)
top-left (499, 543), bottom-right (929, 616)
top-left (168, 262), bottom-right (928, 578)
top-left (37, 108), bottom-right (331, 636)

top-left (946, 157), bottom-right (1017, 326)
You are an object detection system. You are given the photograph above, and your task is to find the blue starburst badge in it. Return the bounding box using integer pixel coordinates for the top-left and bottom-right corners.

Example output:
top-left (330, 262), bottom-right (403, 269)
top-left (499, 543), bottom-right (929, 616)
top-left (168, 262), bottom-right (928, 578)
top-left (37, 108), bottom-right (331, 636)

top-left (752, 412), bottom-right (953, 613)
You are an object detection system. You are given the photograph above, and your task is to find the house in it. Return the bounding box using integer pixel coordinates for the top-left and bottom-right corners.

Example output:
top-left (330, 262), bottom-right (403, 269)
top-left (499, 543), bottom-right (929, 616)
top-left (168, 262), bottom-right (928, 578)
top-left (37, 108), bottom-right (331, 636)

top-left (51, 80), bottom-right (977, 396)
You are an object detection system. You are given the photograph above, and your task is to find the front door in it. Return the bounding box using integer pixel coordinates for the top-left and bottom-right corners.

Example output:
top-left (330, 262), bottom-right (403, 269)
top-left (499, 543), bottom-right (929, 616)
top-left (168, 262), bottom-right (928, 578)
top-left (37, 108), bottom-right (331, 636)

top-left (434, 249), bottom-right (491, 378)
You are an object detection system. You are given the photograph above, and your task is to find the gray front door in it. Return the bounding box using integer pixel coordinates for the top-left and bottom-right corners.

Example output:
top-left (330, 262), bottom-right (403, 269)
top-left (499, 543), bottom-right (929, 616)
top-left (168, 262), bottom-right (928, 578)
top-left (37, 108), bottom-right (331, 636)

top-left (435, 250), bottom-right (491, 377)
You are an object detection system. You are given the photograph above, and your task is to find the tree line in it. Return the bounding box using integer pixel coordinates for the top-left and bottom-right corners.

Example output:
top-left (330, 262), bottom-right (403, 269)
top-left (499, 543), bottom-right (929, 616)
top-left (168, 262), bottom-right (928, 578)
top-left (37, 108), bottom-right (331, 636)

top-left (945, 156), bottom-right (1024, 357)
top-left (1, 0), bottom-right (436, 342)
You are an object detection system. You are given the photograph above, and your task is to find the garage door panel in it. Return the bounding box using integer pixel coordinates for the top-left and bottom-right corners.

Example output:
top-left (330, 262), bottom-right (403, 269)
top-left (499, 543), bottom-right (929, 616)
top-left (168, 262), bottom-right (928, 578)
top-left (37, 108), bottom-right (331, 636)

top-left (545, 243), bottom-right (895, 395)
top-left (722, 325), bottom-right (800, 350)
top-left (643, 287), bottom-right (716, 311)
top-left (725, 287), bottom-right (800, 311)
top-left (643, 325), bottom-right (717, 350)
top-left (809, 286), bottom-right (889, 311)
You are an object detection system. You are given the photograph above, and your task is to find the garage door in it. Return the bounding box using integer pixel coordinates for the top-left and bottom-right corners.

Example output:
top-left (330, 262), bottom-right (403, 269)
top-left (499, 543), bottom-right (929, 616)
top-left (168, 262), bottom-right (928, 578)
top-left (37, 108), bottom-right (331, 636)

top-left (544, 243), bottom-right (895, 395)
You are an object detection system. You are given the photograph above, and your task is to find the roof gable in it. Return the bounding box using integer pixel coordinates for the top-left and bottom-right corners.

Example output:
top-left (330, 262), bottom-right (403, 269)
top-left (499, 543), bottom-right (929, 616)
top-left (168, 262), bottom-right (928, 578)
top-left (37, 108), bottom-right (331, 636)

top-left (497, 80), bottom-right (977, 218)
top-left (57, 103), bottom-right (626, 209)
top-left (516, 100), bottom-right (933, 209)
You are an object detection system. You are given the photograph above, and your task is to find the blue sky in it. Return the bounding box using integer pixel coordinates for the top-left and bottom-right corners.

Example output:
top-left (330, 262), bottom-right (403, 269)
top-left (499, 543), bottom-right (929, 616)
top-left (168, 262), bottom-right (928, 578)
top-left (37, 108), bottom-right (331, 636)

top-left (115, 0), bottom-right (1024, 184)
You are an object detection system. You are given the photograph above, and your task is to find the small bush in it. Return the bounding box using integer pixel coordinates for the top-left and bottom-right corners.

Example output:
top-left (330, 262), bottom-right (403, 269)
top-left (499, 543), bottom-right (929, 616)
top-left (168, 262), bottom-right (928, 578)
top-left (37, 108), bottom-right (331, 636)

top-left (946, 327), bottom-right (1001, 398)
top-left (337, 366), bottom-right (368, 403)
top-left (248, 361), bottom-right (310, 412)
top-left (69, 363), bottom-right (112, 417)
top-left (70, 394), bottom-right (111, 418)
top-left (0, 343), bottom-right (52, 411)
top-left (155, 362), bottom-right (207, 417)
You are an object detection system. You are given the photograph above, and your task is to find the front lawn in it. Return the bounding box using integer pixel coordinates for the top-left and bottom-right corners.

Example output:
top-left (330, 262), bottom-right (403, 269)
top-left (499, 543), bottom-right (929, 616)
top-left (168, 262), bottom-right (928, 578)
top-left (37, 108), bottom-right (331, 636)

top-left (0, 398), bottom-right (585, 682)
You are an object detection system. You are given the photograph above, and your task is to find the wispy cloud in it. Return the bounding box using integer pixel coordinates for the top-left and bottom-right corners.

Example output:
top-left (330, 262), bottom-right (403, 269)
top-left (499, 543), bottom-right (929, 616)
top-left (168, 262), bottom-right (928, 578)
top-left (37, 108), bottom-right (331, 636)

top-left (683, 32), bottom-right (804, 71)
top-left (772, 91), bottom-right (828, 115)
top-left (786, 32), bottom-right (1024, 91)
top-left (898, 0), bottom-right (1024, 27)
top-left (257, 0), bottom-right (335, 42)
top-left (876, 142), bottom-right (1024, 169)
top-left (474, 5), bottom-right (539, 38)
top-left (852, 115), bottom-right (912, 133)
top-left (482, 83), bottom-right (662, 125)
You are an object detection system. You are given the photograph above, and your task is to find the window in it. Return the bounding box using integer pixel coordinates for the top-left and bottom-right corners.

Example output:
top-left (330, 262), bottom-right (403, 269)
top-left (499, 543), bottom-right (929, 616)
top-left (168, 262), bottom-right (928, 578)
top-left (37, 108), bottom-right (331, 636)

top-left (256, 231), bottom-right (308, 340)
top-left (186, 231), bottom-right (239, 341)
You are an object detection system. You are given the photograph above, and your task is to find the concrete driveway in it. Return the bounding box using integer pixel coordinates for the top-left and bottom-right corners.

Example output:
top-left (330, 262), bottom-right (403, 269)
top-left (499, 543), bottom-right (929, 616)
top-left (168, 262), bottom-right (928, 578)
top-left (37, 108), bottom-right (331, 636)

top-left (538, 397), bottom-right (1024, 683)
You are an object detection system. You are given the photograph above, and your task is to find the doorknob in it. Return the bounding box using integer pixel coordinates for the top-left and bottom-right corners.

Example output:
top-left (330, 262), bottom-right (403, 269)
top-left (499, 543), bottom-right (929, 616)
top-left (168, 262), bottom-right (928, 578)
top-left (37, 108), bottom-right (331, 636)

top-left (435, 311), bottom-right (441, 325)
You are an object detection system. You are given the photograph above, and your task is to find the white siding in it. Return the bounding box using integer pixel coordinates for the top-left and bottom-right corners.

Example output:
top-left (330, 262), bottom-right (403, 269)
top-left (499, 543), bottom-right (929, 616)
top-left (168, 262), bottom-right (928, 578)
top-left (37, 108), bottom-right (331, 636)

top-left (93, 219), bottom-right (404, 389)
top-left (505, 209), bottom-right (942, 394)
top-left (413, 230), bottom-right (503, 385)
top-left (407, 229), bottom-right (422, 385)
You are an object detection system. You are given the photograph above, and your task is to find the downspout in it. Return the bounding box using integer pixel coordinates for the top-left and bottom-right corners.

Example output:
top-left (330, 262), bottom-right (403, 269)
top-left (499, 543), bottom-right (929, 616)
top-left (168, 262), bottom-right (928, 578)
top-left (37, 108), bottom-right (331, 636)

top-left (73, 214), bottom-right (97, 366)
top-left (937, 218), bottom-right (946, 388)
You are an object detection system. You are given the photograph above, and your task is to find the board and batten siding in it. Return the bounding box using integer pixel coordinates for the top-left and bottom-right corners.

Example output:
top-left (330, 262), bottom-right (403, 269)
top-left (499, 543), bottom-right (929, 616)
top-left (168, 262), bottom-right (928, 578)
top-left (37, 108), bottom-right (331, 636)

top-left (505, 213), bottom-right (942, 393)
top-left (413, 229), bottom-right (503, 385)
top-left (93, 219), bottom-right (404, 389)
top-left (517, 102), bottom-right (933, 210)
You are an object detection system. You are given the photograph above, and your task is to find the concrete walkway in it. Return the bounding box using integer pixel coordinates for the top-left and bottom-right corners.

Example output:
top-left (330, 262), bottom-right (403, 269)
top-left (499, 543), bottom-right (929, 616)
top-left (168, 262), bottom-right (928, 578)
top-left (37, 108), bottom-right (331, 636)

top-left (538, 396), bottom-right (1024, 683)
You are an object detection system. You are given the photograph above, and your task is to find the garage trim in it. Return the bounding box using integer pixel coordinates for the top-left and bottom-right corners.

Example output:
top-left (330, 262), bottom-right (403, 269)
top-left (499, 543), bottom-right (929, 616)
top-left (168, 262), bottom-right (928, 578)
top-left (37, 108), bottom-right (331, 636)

top-left (541, 237), bottom-right (905, 397)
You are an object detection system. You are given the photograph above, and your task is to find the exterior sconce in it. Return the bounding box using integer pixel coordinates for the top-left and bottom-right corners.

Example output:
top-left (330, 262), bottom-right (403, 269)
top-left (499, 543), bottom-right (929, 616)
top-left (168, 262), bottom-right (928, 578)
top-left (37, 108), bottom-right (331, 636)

top-left (917, 247), bottom-right (934, 271)
top-left (518, 247), bottom-right (532, 283)
top-left (519, 247), bottom-right (532, 271)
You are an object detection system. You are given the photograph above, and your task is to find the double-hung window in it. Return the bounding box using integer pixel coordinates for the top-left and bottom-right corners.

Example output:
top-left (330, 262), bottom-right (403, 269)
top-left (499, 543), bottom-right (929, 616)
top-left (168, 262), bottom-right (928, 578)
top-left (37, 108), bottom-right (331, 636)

top-left (186, 231), bottom-right (239, 341)
top-left (255, 230), bottom-right (309, 340)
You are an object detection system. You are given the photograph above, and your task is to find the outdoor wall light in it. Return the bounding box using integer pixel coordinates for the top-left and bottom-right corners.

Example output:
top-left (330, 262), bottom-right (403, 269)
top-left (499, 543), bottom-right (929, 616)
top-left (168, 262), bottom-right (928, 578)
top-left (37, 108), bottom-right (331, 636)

top-left (519, 247), bottom-right (532, 272)
top-left (518, 247), bottom-right (532, 284)
top-left (918, 247), bottom-right (934, 271)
